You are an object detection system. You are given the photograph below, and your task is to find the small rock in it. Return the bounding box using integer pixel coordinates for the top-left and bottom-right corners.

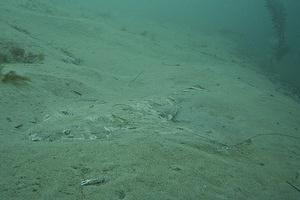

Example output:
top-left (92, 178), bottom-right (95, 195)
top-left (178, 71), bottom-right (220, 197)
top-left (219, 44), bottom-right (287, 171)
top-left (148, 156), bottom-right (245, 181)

top-left (63, 129), bottom-right (71, 135)
top-left (170, 165), bottom-right (183, 171)
top-left (30, 134), bottom-right (42, 142)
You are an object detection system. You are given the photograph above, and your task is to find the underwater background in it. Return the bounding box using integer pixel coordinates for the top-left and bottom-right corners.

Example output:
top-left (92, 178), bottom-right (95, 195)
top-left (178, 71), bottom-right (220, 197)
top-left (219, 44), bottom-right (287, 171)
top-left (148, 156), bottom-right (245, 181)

top-left (0, 0), bottom-right (300, 199)
top-left (55, 0), bottom-right (300, 88)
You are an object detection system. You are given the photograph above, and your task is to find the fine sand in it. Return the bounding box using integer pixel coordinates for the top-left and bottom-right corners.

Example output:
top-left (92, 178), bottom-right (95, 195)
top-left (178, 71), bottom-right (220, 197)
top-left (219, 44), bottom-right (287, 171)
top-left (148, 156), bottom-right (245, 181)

top-left (0, 1), bottom-right (300, 199)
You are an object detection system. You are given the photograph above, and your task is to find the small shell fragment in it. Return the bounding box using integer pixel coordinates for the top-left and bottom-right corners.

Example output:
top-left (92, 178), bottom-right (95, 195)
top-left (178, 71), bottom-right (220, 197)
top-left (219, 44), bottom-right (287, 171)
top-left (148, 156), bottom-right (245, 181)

top-left (80, 177), bottom-right (109, 186)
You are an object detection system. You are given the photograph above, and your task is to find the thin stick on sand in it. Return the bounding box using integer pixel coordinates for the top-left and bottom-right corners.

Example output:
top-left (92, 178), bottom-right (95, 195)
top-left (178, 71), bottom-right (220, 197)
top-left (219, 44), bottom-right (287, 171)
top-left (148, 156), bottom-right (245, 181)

top-left (128, 71), bottom-right (143, 87)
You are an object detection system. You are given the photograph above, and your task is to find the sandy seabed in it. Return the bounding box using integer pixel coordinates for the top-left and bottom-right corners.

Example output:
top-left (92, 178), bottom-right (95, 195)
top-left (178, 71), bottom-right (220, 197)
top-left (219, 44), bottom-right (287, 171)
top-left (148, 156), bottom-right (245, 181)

top-left (0, 1), bottom-right (300, 199)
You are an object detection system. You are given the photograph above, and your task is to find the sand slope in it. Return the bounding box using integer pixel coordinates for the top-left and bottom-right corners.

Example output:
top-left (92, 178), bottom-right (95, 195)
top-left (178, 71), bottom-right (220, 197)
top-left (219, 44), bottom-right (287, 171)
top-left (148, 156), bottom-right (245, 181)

top-left (0, 1), bottom-right (300, 199)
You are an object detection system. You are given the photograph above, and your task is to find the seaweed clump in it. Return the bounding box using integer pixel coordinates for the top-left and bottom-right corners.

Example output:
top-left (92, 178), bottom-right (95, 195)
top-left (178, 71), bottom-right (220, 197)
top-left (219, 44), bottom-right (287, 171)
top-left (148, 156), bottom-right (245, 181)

top-left (8, 46), bottom-right (44, 64)
top-left (1, 70), bottom-right (30, 86)
top-left (265, 0), bottom-right (288, 61)
top-left (0, 52), bottom-right (8, 65)
top-left (0, 43), bottom-right (40, 85)
top-left (0, 43), bottom-right (44, 64)
top-left (0, 65), bottom-right (30, 86)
